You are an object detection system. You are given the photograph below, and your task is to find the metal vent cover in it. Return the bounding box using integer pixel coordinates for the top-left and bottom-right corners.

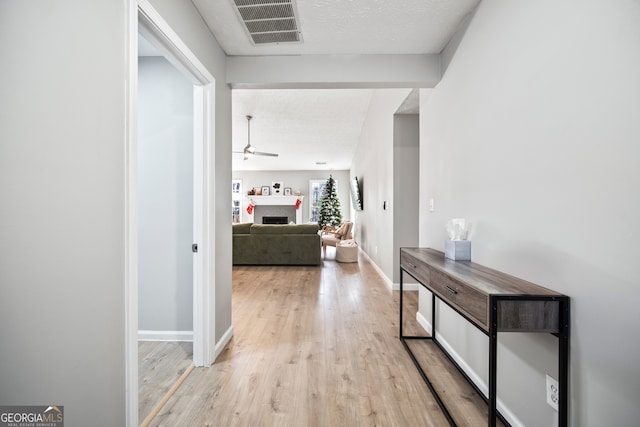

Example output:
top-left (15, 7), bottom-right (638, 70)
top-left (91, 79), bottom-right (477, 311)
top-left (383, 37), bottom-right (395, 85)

top-left (232, 0), bottom-right (302, 45)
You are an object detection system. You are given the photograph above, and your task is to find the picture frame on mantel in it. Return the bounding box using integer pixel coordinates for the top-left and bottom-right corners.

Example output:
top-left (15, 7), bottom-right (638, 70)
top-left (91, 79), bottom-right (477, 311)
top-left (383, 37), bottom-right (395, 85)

top-left (284, 187), bottom-right (292, 196)
top-left (261, 186), bottom-right (270, 196)
top-left (272, 181), bottom-right (283, 196)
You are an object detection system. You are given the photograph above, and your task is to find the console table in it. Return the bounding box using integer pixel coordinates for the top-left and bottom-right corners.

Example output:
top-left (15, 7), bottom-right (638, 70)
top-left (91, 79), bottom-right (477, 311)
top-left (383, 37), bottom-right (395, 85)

top-left (399, 248), bottom-right (570, 427)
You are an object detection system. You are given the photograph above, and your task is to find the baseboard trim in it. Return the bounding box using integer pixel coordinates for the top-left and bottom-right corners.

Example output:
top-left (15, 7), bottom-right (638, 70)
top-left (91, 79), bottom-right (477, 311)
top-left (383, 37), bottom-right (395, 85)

top-left (415, 312), bottom-right (524, 427)
top-left (393, 282), bottom-right (419, 291)
top-left (359, 249), bottom-right (394, 291)
top-left (359, 249), bottom-right (419, 291)
top-left (214, 325), bottom-right (234, 361)
top-left (137, 330), bottom-right (193, 342)
top-left (416, 310), bottom-right (433, 335)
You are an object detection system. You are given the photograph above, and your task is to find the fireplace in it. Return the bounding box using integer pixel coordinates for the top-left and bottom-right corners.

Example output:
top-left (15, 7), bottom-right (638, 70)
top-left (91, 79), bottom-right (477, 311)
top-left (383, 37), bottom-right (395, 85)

top-left (246, 195), bottom-right (304, 224)
top-left (254, 205), bottom-right (296, 224)
top-left (263, 216), bottom-right (288, 225)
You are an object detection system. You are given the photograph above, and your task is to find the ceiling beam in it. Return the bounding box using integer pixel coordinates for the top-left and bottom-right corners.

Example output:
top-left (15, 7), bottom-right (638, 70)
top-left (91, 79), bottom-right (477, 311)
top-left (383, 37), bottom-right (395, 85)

top-left (226, 54), bottom-right (441, 89)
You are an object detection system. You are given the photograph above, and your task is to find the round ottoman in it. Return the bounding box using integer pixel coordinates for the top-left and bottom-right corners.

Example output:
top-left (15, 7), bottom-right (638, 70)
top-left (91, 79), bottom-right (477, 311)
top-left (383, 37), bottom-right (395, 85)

top-left (336, 240), bottom-right (358, 263)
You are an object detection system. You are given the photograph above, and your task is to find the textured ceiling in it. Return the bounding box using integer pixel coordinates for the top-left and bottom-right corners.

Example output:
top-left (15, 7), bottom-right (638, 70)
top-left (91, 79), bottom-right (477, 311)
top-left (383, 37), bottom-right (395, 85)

top-left (186, 1), bottom-right (479, 171)
top-left (193, 0), bottom-right (479, 56)
top-left (232, 89), bottom-right (374, 171)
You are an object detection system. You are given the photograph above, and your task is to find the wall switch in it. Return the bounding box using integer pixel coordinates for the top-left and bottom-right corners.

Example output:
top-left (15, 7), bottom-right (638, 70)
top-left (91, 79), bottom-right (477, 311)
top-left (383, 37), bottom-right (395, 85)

top-left (429, 198), bottom-right (435, 212)
top-left (546, 375), bottom-right (559, 412)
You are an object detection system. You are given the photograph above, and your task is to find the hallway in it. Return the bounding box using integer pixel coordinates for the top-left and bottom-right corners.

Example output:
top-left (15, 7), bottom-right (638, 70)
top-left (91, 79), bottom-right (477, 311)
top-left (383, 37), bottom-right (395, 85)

top-left (149, 253), bottom-right (488, 426)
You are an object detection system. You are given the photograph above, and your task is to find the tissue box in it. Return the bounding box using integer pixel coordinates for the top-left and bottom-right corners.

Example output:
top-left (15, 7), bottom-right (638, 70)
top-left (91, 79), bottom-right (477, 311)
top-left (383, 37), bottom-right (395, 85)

top-left (445, 240), bottom-right (471, 261)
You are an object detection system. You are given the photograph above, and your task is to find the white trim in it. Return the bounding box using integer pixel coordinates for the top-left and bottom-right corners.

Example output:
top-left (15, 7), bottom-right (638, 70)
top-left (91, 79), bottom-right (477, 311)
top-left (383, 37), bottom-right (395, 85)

top-left (192, 83), bottom-right (217, 367)
top-left (137, 0), bottom-right (217, 368)
top-left (246, 195), bottom-right (305, 224)
top-left (393, 282), bottom-right (419, 291)
top-left (416, 310), bottom-right (433, 335)
top-left (359, 249), bottom-right (393, 290)
top-left (138, 330), bottom-right (194, 342)
top-left (359, 248), bottom-right (413, 291)
top-left (198, 81), bottom-right (216, 368)
top-left (137, 0), bottom-right (215, 85)
top-left (416, 311), bottom-right (440, 339)
top-left (415, 312), bottom-right (524, 427)
top-left (125, 2), bottom-right (139, 426)
top-left (248, 195), bottom-right (304, 205)
top-left (214, 325), bottom-right (234, 360)
top-left (359, 248), bottom-right (419, 291)
top-left (126, 1), bottom-right (218, 425)
top-left (192, 86), bottom-right (205, 366)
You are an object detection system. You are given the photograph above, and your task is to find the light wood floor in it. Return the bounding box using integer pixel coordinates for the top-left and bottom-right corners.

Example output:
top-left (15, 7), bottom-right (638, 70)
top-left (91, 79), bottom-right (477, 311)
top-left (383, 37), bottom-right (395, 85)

top-left (139, 341), bottom-right (193, 422)
top-left (148, 251), bottom-right (499, 426)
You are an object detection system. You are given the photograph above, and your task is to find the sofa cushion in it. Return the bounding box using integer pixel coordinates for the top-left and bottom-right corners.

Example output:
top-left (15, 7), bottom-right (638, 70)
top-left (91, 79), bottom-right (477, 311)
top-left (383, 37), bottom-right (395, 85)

top-left (232, 222), bottom-right (253, 234)
top-left (250, 224), bottom-right (319, 235)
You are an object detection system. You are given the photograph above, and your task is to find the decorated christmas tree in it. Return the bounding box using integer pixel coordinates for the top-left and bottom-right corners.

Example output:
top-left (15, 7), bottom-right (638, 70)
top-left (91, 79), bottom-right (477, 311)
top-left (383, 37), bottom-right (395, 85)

top-left (318, 174), bottom-right (343, 227)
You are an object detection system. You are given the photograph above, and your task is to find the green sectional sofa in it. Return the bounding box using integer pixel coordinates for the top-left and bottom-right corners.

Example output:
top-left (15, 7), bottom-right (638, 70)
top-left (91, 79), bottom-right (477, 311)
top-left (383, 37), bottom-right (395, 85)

top-left (232, 223), bottom-right (321, 266)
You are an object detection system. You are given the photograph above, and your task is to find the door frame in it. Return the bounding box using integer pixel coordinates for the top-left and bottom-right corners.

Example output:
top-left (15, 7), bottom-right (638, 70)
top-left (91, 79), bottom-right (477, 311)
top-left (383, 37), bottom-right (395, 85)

top-left (125, 1), bottom-right (216, 425)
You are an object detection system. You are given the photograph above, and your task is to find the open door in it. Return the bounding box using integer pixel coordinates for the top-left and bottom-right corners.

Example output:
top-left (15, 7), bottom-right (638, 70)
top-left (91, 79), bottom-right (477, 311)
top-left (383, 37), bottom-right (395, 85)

top-left (126, 1), bottom-right (217, 425)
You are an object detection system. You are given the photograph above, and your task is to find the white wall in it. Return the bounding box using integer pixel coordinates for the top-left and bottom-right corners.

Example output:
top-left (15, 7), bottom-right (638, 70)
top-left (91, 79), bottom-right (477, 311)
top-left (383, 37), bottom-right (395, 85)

top-left (0, 1), bottom-right (231, 424)
top-left (393, 114), bottom-right (420, 283)
top-left (419, 1), bottom-right (640, 426)
top-left (351, 89), bottom-right (412, 279)
top-left (0, 1), bottom-right (127, 425)
top-left (138, 56), bottom-right (193, 333)
top-left (233, 170), bottom-right (352, 224)
top-left (148, 0), bottom-right (233, 342)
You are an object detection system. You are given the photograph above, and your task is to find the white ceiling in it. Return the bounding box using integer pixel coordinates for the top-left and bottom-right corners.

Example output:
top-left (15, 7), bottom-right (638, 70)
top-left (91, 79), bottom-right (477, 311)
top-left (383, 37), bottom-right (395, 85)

top-left (193, 0), bottom-right (479, 56)
top-left (191, 0), bottom-right (479, 171)
top-left (232, 89), bottom-right (373, 171)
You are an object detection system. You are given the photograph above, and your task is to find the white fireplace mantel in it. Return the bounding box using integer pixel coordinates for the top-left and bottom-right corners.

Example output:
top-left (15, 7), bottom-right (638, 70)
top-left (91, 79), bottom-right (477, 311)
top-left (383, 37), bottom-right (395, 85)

top-left (248, 195), bottom-right (303, 206)
top-left (247, 195), bottom-right (304, 224)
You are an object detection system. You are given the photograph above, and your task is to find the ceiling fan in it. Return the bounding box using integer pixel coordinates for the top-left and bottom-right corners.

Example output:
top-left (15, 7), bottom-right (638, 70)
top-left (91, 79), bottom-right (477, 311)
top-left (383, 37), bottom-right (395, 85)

top-left (233, 115), bottom-right (279, 160)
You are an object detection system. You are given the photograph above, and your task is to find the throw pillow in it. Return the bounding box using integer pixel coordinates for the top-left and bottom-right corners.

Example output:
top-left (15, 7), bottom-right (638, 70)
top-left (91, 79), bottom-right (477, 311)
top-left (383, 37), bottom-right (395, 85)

top-left (335, 223), bottom-right (347, 237)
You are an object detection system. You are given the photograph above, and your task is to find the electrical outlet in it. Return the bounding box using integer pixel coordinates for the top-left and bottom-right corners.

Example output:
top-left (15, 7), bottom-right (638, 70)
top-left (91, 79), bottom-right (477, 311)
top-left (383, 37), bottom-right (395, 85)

top-left (546, 374), bottom-right (559, 412)
top-left (429, 198), bottom-right (435, 212)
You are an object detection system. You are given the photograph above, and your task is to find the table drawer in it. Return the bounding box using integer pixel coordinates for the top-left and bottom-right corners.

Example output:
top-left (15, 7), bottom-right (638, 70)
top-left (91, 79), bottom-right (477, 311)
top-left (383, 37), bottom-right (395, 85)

top-left (401, 251), bottom-right (431, 284)
top-left (430, 270), bottom-right (488, 330)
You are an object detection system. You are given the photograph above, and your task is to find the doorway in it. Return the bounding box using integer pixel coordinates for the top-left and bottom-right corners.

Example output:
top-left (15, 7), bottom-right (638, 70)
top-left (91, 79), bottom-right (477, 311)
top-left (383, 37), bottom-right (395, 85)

top-left (137, 50), bottom-right (194, 423)
top-left (126, 2), bottom-right (217, 426)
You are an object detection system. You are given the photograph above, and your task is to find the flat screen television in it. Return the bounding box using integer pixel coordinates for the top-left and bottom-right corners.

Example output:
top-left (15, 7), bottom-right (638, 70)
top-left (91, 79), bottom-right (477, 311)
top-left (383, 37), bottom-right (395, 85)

top-left (350, 176), bottom-right (363, 211)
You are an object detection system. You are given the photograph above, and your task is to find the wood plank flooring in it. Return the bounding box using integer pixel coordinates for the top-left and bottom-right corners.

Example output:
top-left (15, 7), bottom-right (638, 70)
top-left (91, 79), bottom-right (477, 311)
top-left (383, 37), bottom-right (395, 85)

top-left (138, 341), bottom-right (193, 422)
top-left (404, 339), bottom-right (505, 427)
top-left (148, 251), bottom-right (496, 426)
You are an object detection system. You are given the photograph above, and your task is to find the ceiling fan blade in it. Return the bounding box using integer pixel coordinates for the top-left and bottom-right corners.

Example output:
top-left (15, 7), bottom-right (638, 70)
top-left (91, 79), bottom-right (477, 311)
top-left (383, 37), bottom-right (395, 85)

top-left (235, 116), bottom-right (279, 159)
top-left (254, 151), bottom-right (279, 157)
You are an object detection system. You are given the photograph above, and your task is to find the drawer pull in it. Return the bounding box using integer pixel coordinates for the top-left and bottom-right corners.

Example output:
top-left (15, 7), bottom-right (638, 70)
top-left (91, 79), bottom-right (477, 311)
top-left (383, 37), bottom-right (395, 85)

top-left (409, 263), bottom-right (417, 269)
top-left (446, 286), bottom-right (458, 295)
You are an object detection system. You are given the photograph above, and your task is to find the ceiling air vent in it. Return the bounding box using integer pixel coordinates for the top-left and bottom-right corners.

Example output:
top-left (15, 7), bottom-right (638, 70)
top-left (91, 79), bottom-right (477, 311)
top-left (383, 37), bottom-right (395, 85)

top-left (232, 0), bottom-right (303, 45)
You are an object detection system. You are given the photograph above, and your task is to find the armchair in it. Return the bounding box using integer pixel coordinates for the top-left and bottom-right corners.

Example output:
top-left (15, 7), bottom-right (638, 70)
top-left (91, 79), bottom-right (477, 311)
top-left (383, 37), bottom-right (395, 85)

top-left (321, 221), bottom-right (353, 257)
